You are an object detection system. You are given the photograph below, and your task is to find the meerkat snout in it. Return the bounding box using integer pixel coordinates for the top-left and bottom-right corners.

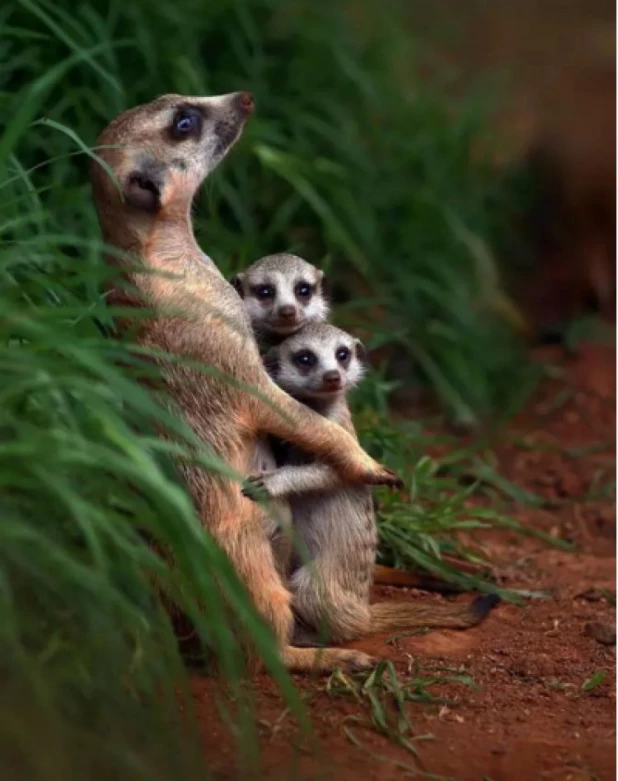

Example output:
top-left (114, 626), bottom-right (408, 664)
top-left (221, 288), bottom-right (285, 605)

top-left (322, 369), bottom-right (342, 390)
top-left (232, 253), bottom-right (329, 338)
top-left (236, 91), bottom-right (255, 115)
top-left (267, 322), bottom-right (366, 401)
top-left (277, 304), bottom-right (297, 322)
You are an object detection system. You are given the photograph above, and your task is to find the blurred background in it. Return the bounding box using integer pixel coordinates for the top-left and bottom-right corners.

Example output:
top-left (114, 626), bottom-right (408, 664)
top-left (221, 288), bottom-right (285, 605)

top-left (1, 1), bottom-right (614, 779)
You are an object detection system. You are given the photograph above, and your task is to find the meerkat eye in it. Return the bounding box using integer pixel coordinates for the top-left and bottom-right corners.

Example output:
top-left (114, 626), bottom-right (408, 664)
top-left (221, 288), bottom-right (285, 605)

top-left (295, 281), bottom-right (313, 300)
top-left (170, 107), bottom-right (203, 139)
top-left (336, 346), bottom-right (351, 364)
top-left (292, 350), bottom-right (317, 369)
top-left (253, 284), bottom-right (275, 301)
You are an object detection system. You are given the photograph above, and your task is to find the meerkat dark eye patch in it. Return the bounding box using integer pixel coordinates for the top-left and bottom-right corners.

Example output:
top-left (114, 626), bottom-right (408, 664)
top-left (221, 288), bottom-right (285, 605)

top-left (252, 284), bottom-right (275, 301)
top-left (262, 350), bottom-right (280, 377)
top-left (231, 274), bottom-right (245, 298)
top-left (292, 350), bottom-right (317, 369)
top-left (335, 345), bottom-right (351, 365)
top-left (170, 105), bottom-right (205, 140)
top-left (294, 281), bottom-right (314, 301)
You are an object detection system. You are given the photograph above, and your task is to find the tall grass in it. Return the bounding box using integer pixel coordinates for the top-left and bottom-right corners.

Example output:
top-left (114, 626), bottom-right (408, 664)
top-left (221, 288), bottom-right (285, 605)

top-left (1, 0), bottom-right (536, 778)
top-left (3, 0), bottom-right (534, 423)
top-left (0, 144), bottom-right (301, 781)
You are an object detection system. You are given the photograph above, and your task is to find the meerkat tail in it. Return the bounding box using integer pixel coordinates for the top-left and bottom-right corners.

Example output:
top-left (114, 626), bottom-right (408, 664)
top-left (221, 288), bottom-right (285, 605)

top-left (372, 564), bottom-right (466, 594)
top-left (369, 594), bottom-right (501, 632)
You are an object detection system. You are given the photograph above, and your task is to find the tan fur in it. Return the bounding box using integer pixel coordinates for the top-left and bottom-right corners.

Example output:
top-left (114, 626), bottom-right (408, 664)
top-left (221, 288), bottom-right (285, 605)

top-left (246, 323), bottom-right (499, 646)
top-left (89, 92), bottom-right (402, 674)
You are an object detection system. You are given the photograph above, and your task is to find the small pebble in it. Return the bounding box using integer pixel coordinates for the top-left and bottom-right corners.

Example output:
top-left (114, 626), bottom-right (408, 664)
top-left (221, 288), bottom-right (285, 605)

top-left (584, 621), bottom-right (616, 646)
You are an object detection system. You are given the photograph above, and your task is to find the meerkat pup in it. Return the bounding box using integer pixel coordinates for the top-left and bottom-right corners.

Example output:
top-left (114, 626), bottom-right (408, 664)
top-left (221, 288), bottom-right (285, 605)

top-left (245, 322), bottom-right (500, 645)
top-left (90, 92), bottom-right (402, 674)
top-left (231, 253), bottom-right (329, 350)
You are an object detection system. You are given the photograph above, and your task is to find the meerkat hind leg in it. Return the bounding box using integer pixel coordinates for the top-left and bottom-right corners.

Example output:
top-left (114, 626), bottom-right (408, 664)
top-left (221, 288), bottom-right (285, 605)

top-left (191, 472), bottom-right (375, 674)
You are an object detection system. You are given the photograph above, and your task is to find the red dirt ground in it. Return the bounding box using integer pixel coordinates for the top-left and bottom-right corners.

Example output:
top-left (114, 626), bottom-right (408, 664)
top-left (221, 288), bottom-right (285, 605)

top-left (191, 340), bottom-right (616, 781)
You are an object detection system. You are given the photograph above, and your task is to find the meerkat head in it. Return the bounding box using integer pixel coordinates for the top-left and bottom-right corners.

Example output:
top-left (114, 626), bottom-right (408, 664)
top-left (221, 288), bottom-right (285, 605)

top-left (90, 91), bottom-right (254, 229)
top-left (265, 322), bottom-right (365, 401)
top-left (231, 254), bottom-right (328, 337)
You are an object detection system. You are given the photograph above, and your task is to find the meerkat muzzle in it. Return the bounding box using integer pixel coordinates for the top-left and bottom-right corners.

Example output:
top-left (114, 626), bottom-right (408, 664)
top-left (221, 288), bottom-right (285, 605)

top-left (236, 91), bottom-right (255, 115)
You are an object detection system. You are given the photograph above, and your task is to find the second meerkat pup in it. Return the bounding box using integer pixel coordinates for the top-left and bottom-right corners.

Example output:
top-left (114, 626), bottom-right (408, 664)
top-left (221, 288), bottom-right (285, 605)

top-left (245, 322), bottom-right (500, 645)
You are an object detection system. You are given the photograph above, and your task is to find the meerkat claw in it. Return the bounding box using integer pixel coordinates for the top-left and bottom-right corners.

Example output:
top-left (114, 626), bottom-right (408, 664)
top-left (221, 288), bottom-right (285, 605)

top-left (366, 468), bottom-right (403, 490)
top-left (242, 474), bottom-right (273, 502)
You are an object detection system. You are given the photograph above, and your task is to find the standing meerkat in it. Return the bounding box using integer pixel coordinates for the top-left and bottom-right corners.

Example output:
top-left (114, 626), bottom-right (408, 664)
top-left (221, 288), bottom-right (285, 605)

top-left (89, 91), bottom-right (403, 674)
top-left (244, 322), bottom-right (500, 645)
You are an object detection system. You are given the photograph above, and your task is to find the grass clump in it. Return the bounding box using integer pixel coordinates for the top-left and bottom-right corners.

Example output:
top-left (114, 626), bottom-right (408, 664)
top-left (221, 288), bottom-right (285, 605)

top-left (327, 660), bottom-right (477, 778)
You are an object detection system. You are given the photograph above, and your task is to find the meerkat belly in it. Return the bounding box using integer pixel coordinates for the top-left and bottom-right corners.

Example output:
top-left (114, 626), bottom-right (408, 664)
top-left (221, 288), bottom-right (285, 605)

top-left (289, 485), bottom-right (377, 593)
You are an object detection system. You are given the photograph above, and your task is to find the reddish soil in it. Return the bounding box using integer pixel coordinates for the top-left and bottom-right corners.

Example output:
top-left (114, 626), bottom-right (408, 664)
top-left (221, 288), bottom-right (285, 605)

top-left (191, 341), bottom-right (616, 781)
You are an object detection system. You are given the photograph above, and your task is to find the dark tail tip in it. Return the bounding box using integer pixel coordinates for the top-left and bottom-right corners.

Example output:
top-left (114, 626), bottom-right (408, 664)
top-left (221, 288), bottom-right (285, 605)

top-left (470, 593), bottom-right (501, 622)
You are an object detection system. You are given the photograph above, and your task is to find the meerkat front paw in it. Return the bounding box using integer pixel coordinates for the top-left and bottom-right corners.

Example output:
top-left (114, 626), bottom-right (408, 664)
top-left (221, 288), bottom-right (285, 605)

top-left (242, 472), bottom-right (276, 502)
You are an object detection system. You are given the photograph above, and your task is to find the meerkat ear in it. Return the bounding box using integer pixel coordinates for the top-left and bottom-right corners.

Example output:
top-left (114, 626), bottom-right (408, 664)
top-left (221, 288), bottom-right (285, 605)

top-left (262, 349), bottom-right (280, 377)
top-left (123, 168), bottom-right (162, 213)
top-left (354, 339), bottom-right (366, 363)
top-left (317, 269), bottom-right (327, 295)
top-left (231, 273), bottom-right (245, 298)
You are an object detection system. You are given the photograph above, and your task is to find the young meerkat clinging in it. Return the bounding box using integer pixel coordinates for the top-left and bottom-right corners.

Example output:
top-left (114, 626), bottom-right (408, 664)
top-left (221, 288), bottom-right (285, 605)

top-left (89, 91), bottom-right (403, 674)
top-left (245, 322), bottom-right (499, 645)
top-left (232, 253), bottom-right (330, 577)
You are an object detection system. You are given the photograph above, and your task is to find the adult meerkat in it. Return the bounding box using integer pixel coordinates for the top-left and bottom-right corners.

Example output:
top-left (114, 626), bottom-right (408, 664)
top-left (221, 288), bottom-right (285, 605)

top-left (89, 91), bottom-right (402, 674)
top-left (244, 322), bottom-right (499, 645)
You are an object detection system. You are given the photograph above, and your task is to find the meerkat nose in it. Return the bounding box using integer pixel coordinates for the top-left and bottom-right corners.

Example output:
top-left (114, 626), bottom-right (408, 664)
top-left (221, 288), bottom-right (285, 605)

top-left (322, 370), bottom-right (342, 389)
top-left (278, 305), bottom-right (296, 321)
top-left (237, 91), bottom-right (255, 115)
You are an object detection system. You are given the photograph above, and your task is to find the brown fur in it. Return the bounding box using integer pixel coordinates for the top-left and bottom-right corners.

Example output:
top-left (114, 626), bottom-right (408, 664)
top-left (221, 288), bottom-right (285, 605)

top-left (89, 92), bottom-right (401, 674)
